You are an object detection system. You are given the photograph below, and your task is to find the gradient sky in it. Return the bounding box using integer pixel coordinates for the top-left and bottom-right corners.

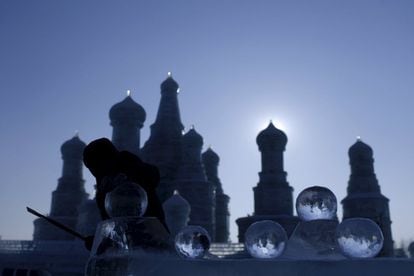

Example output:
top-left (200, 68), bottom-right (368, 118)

top-left (1, 0), bottom-right (414, 245)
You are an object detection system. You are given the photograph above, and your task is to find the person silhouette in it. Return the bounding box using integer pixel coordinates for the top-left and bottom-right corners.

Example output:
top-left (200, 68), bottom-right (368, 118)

top-left (83, 138), bottom-right (167, 230)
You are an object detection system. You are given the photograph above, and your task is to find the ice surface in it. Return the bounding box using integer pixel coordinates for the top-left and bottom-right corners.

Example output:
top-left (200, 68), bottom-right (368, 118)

top-left (283, 220), bottom-right (345, 260)
top-left (175, 226), bottom-right (211, 259)
top-left (296, 186), bottom-right (337, 221)
top-left (104, 178), bottom-right (148, 218)
top-left (245, 220), bottom-right (287, 259)
top-left (336, 218), bottom-right (383, 258)
top-left (91, 217), bottom-right (170, 256)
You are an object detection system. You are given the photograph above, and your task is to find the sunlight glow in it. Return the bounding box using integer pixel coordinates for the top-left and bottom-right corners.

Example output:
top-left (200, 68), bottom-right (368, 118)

top-left (256, 118), bottom-right (288, 134)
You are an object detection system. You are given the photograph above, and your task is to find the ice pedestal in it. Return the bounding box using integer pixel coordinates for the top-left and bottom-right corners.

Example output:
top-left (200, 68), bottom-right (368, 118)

top-left (86, 216), bottom-right (171, 275)
top-left (282, 219), bottom-right (345, 260)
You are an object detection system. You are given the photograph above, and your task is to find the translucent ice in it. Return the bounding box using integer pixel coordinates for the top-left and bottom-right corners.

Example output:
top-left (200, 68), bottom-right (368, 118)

top-left (175, 226), bottom-right (211, 259)
top-left (336, 218), bottom-right (383, 258)
top-left (296, 186), bottom-right (337, 221)
top-left (244, 220), bottom-right (287, 259)
top-left (104, 175), bottom-right (148, 218)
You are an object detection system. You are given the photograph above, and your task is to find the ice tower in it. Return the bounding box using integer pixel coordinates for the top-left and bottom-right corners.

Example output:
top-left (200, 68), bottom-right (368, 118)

top-left (236, 122), bottom-right (299, 242)
top-left (202, 147), bottom-right (230, 242)
top-left (342, 139), bottom-right (394, 257)
top-left (33, 135), bottom-right (88, 240)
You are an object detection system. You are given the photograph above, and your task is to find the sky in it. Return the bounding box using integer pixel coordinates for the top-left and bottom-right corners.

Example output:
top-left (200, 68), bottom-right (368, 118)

top-left (1, 0), bottom-right (414, 246)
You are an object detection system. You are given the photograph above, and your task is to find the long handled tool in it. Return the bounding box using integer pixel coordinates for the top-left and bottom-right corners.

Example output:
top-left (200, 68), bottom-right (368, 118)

top-left (26, 206), bottom-right (94, 250)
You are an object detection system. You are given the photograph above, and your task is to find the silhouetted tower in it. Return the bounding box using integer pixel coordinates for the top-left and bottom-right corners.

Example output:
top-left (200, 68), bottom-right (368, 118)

top-left (34, 135), bottom-right (88, 240)
top-left (236, 122), bottom-right (298, 242)
top-left (162, 190), bottom-right (191, 242)
top-left (141, 74), bottom-right (184, 202)
top-left (109, 91), bottom-right (146, 156)
top-left (202, 147), bottom-right (230, 243)
top-left (342, 139), bottom-right (394, 257)
top-left (173, 128), bottom-right (216, 239)
top-left (254, 122), bottom-right (293, 215)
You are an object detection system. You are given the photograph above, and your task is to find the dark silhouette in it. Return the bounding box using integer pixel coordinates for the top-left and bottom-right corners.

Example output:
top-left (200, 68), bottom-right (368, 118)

top-left (33, 135), bottom-right (88, 241)
top-left (342, 139), bottom-right (394, 257)
top-left (236, 122), bottom-right (299, 242)
top-left (83, 138), bottom-right (167, 229)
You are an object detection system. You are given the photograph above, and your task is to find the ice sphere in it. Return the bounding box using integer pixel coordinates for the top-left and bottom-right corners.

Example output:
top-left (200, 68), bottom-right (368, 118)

top-left (175, 226), bottom-right (211, 259)
top-left (104, 175), bottom-right (148, 218)
top-left (244, 220), bottom-right (287, 259)
top-left (336, 218), bottom-right (383, 258)
top-left (296, 186), bottom-right (337, 221)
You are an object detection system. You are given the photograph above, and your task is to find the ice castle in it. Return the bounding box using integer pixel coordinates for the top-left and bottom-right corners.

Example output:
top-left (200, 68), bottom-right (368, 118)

top-left (0, 74), bottom-right (411, 275)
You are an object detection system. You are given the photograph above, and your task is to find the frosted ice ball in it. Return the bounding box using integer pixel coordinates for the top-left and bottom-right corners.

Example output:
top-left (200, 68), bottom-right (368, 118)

top-left (245, 220), bottom-right (287, 259)
top-left (175, 226), bottom-right (211, 259)
top-left (104, 178), bottom-right (148, 218)
top-left (296, 186), bottom-right (337, 221)
top-left (336, 218), bottom-right (384, 258)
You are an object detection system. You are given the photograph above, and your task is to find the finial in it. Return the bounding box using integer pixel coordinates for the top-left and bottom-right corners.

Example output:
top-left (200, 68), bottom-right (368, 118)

top-left (208, 144), bottom-right (212, 149)
top-left (74, 130), bottom-right (79, 137)
top-left (190, 124), bottom-right (194, 130)
top-left (173, 190), bottom-right (179, 195)
top-left (167, 71), bottom-right (172, 78)
top-left (356, 136), bottom-right (361, 141)
top-left (177, 87), bottom-right (180, 94)
top-left (126, 89), bottom-right (131, 97)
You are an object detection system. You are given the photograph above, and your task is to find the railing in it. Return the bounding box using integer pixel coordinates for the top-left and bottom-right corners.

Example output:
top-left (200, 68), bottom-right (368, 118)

top-left (0, 240), bottom-right (88, 255)
top-left (209, 243), bottom-right (245, 257)
top-left (0, 240), bottom-right (243, 258)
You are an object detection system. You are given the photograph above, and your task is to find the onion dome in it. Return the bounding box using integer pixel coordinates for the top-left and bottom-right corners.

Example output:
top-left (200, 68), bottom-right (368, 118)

top-left (202, 147), bottom-right (220, 165)
top-left (160, 73), bottom-right (179, 93)
top-left (183, 127), bottom-right (203, 147)
top-left (348, 138), bottom-right (373, 159)
top-left (256, 122), bottom-right (287, 149)
top-left (163, 190), bottom-right (191, 212)
top-left (109, 94), bottom-right (146, 125)
top-left (61, 134), bottom-right (86, 159)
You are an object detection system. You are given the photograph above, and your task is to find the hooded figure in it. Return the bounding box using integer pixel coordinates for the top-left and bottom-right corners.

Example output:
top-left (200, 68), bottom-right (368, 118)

top-left (83, 138), bottom-right (166, 229)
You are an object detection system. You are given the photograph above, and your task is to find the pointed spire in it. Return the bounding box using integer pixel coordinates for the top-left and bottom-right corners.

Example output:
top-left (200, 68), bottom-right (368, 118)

top-left (161, 72), bottom-right (179, 93)
top-left (126, 89), bottom-right (131, 97)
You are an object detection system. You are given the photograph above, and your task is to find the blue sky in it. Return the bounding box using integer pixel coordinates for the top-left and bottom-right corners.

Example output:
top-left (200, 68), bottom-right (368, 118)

top-left (1, 0), bottom-right (414, 245)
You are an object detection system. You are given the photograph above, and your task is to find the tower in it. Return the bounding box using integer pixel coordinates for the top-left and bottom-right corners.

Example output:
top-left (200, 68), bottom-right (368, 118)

top-left (33, 135), bottom-right (88, 240)
top-left (141, 74), bottom-right (184, 202)
top-left (173, 128), bottom-right (216, 239)
top-left (254, 122), bottom-right (293, 215)
top-left (202, 147), bottom-right (230, 243)
top-left (342, 139), bottom-right (394, 257)
top-left (109, 91), bottom-right (146, 156)
top-left (236, 122), bottom-right (298, 242)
